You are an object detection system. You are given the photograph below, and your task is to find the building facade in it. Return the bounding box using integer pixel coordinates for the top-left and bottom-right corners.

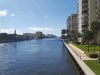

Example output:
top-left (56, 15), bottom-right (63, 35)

top-left (78, 0), bottom-right (100, 44)
top-left (35, 31), bottom-right (43, 39)
top-left (23, 33), bottom-right (35, 40)
top-left (78, 0), bottom-right (98, 33)
top-left (67, 14), bottom-right (78, 38)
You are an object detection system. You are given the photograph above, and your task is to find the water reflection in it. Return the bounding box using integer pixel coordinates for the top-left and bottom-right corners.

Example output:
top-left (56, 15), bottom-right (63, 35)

top-left (0, 39), bottom-right (79, 75)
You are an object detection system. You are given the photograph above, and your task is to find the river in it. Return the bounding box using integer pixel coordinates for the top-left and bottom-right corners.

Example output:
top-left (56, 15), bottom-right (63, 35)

top-left (0, 38), bottom-right (79, 75)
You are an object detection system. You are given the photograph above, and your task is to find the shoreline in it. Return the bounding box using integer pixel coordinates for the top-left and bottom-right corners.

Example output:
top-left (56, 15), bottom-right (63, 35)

top-left (0, 37), bottom-right (58, 44)
top-left (63, 42), bottom-right (96, 75)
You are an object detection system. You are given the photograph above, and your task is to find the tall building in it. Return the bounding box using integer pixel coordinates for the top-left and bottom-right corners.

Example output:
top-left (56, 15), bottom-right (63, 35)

top-left (78, 0), bottom-right (100, 43)
top-left (78, 0), bottom-right (100, 33)
top-left (67, 14), bottom-right (78, 37)
top-left (97, 0), bottom-right (100, 9)
top-left (96, 0), bottom-right (100, 21)
top-left (35, 31), bottom-right (43, 39)
top-left (78, 0), bottom-right (95, 33)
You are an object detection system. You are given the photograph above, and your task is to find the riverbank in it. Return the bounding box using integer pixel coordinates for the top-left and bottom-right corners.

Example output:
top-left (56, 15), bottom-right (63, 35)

top-left (63, 42), bottom-right (96, 75)
top-left (0, 37), bottom-right (58, 43)
top-left (0, 33), bottom-right (57, 43)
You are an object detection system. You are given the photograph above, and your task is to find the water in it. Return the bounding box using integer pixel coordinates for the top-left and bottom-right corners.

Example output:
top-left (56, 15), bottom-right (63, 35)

top-left (0, 38), bottom-right (79, 75)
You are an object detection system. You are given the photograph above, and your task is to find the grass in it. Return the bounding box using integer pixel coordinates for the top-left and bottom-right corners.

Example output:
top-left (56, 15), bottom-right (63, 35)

top-left (84, 60), bottom-right (100, 75)
top-left (75, 44), bottom-right (100, 53)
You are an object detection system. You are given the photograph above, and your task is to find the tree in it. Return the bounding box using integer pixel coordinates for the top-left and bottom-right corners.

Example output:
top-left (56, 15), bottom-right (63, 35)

top-left (82, 30), bottom-right (93, 52)
top-left (96, 6), bottom-right (100, 63)
top-left (76, 32), bottom-right (82, 38)
top-left (96, 6), bottom-right (100, 44)
top-left (83, 30), bottom-right (93, 43)
top-left (61, 29), bottom-right (66, 35)
top-left (76, 32), bottom-right (82, 43)
top-left (90, 21), bottom-right (100, 52)
top-left (61, 29), bottom-right (67, 39)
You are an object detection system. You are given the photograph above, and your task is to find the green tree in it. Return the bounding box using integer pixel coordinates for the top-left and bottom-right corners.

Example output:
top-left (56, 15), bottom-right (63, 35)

top-left (76, 32), bottom-right (82, 43)
top-left (96, 6), bottom-right (100, 44)
top-left (83, 30), bottom-right (93, 52)
top-left (61, 29), bottom-right (66, 34)
top-left (90, 21), bottom-right (100, 52)
top-left (61, 29), bottom-right (67, 39)
top-left (76, 32), bottom-right (82, 38)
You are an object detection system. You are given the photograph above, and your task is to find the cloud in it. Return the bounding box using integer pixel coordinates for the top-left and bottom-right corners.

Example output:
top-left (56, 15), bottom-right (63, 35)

top-left (0, 29), bottom-right (15, 34)
top-left (0, 29), bottom-right (23, 35)
top-left (0, 9), bottom-right (15, 17)
top-left (28, 27), bottom-right (54, 34)
top-left (0, 10), bottom-right (9, 16)
top-left (0, 27), bottom-right (55, 35)
top-left (29, 27), bottom-right (53, 31)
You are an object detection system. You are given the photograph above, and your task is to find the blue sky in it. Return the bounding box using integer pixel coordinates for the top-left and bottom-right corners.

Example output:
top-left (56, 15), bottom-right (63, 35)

top-left (0, 0), bottom-right (77, 36)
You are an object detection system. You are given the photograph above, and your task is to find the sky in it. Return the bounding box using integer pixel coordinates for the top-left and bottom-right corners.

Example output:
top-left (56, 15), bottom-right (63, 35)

top-left (0, 0), bottom-right (77, 36)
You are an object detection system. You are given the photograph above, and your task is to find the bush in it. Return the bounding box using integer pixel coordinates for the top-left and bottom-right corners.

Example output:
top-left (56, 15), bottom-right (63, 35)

top-left (76, 42), bottom-right (81, 44)
top-left (88, 53), bottom-right (98, 58)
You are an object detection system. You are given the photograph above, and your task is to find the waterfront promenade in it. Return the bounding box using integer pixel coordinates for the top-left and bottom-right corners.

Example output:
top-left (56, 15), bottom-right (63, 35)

top-left (67, 43), bottom-right (96, 60)
top-left (64, 42), bottom-right (96, 75)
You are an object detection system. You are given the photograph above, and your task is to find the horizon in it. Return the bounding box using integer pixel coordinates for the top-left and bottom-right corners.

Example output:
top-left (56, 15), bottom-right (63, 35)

top-left (0, 29), bottom-right (57, 36)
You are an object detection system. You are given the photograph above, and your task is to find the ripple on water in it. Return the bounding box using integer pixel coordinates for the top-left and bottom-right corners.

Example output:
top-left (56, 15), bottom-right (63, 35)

top-left (0, 43), bottom-right (6, 47)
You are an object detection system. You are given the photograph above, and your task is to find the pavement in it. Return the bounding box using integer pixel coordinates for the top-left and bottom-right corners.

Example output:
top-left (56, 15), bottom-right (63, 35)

top-left (64, 42), bottom-right (96, 75)
top-left (67, 43), bottom-right (97, 60)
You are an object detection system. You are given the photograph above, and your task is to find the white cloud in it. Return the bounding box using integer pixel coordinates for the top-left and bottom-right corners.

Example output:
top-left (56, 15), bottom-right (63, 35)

top-left (16, 30), bottom-right (23, 35)
top-left (0, 29), bottom-right (15, 34)
top-left (29, 27), bottom-right (53, 31)
top-left (0, 27), bottom-right (55, 35)
top-left (0, 29), bottom-right (23, 35)
top-left (0, 9), bottom-right (15, 17)
top-left (0, 10), bottom-right (9, 16)
top-left (28, 27), bottom-right (54, 34)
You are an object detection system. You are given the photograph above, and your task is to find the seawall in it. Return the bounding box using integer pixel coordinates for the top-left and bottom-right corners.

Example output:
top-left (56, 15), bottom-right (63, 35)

top-left (63, 42), bottom-right (96, 75)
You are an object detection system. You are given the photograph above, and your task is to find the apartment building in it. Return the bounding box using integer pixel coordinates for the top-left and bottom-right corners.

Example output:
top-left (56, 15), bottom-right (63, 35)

top-left (78, 0), bottom-right (97, 33)
top-left (78, 0), bottom-right (100, 44)
top-left (35, 31), bottom-right (43, 39)
top-left (67, 14), bottom-right (78, 37)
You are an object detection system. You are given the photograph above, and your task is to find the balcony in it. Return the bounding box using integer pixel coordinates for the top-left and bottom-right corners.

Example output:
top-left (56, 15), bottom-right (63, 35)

top-left (82, 0), bottom-right (88, 5)
top-left (82, 24), bottom-right (88, 32)
top-left (82, 20), bottom-right (88, 25)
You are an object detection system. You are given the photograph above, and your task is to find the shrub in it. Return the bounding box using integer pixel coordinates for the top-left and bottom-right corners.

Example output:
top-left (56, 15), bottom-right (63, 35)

top-left (88, 53), bottom-right (98, 58)
top-left (76, 42), bottom-right (81, 44)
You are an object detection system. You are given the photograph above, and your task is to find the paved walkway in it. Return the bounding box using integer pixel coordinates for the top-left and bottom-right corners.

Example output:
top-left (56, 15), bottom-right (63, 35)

top-left (67, 43), bottom-right (97, 60)
top-left (64, 42), bottom-right (96, 75)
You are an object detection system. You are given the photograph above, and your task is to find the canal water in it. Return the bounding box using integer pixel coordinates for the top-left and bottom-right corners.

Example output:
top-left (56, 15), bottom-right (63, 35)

top-left (0, 38), bottom-right (79, 75)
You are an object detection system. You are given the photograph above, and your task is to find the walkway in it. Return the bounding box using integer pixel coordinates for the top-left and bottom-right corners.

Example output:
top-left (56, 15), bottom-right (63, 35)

top-left (67, 43), bottom-right (96, 60)
top-left (64, 42), bottom-right (96, 75)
